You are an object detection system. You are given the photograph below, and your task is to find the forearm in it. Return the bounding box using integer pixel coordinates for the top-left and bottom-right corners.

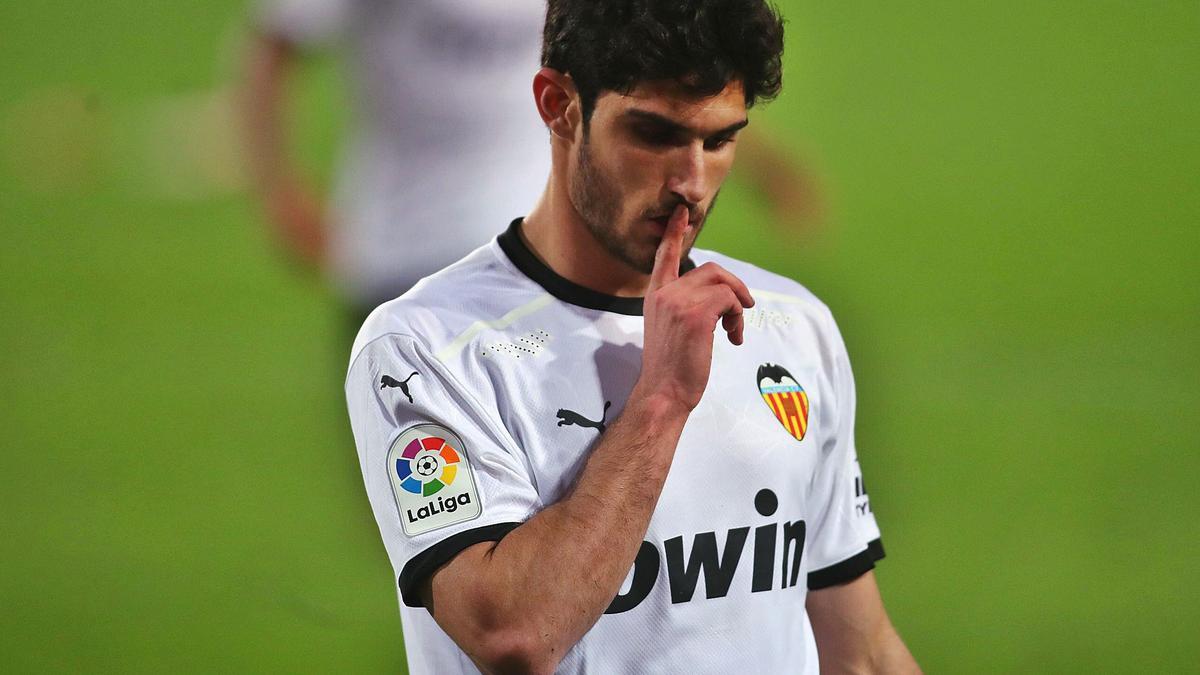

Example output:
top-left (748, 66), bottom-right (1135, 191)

top-left (871, 623), bottom-right (921, 675)
top-left (428, 391), bottom-right (688, 672)
top-left (239, 32), bottom-right (327, 265)
top-left (814, 615), bottom-right (919, 675)
top-left (807, 572), bottom-right (921, 675)
top-left (239, 32), bottom-right (293, 192)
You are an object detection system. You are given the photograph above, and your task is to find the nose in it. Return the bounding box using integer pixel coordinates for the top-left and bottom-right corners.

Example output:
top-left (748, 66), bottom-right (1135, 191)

top-left (665, 142), bottom-right (706, 208)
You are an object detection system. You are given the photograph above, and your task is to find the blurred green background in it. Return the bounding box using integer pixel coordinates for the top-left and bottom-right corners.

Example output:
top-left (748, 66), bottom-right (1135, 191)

top-left (2, 1), bottom-right (1197, 672)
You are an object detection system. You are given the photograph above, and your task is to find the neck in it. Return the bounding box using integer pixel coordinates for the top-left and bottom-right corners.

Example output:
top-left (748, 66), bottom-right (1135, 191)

top-left (520, 154), bottom-right (651, 298)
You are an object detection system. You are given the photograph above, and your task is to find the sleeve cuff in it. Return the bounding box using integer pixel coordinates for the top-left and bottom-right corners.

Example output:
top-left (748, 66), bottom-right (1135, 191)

top-left (807, 537), bottom-right (885, 590)
top-left (398, 522), bottom-right (522, 607)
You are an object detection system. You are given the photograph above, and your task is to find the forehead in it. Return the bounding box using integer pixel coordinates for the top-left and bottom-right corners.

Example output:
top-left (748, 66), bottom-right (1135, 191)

top-left (594, 79), bottom-right (748, 131)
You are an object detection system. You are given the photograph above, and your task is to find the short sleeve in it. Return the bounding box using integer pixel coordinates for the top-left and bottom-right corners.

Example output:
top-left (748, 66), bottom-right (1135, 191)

top-left (805, 316), bottom-right (886, 590)
top-left (346, 333), bottom-right (543, 607)
top-left (253, 0), bottom-right (353, 47)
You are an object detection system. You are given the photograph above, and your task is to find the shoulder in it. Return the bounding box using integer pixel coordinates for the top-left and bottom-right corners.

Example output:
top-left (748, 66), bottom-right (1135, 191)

top-left (348, 241), bottom-right (547, 370)
top-left (690, 248), bottom-right (852, 372)
top-left (689, 248), bottom-right (837, 325)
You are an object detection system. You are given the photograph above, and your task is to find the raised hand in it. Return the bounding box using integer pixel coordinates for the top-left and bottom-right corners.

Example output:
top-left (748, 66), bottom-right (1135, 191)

top-left (636, 204), bottom-right (755, 413)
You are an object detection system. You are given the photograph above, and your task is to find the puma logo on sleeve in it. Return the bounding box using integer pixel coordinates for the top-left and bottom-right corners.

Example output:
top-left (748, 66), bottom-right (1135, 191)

top-left (381, 372), bottom-right (420, 404)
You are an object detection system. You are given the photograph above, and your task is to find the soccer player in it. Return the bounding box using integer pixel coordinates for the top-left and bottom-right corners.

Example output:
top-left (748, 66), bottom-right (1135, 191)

top-left (345, 1), bottom-right (921, 673)
top-left (242, 0), bottom-right (552, 326)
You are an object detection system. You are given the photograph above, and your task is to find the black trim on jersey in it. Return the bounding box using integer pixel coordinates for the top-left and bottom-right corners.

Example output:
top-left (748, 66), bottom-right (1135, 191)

top-left (398, 522), bottom-right (522, 607)
top-left (866, 537), bottom-right (886, 562)
top-left (807, 538), bottom-right (886, 590)
top-left (498, 218), bottom-right (696, 316)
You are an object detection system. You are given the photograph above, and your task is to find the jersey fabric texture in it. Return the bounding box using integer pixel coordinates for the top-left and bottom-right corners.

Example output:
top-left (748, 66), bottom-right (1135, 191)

top-left (345, 220), bottom-right (885, 674)
top-left (255, 0), bottom-right (551, 307)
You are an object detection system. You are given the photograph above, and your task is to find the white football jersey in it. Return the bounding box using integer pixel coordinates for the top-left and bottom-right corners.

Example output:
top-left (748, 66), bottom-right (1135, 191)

top-left (256, 0), bottom-right (551, 306)
top-left (345, 220), bottom-right (885, 674)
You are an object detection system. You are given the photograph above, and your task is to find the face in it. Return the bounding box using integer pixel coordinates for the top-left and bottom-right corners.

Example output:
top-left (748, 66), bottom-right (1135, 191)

top-left (566, 79), bottom-right (748, 274)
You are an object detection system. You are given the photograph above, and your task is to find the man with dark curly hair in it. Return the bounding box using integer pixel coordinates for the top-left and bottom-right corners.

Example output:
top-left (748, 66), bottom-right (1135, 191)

top-left (346, 1), bottom-right (920, 672)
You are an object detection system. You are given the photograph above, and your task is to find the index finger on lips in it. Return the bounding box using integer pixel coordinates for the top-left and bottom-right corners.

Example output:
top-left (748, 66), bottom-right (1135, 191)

top-left (649, 204), bottom-right (691, 292)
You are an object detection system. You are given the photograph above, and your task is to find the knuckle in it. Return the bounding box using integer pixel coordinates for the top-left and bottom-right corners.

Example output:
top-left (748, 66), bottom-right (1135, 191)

top-left (700, 261), bottom-right (730, 280)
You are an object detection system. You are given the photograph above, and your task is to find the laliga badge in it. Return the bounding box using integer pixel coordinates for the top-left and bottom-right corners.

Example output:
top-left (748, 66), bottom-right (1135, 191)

top-left (757, 363), bottom-right (810, 442)
top-left (388, 424), bottom-right (482, 536)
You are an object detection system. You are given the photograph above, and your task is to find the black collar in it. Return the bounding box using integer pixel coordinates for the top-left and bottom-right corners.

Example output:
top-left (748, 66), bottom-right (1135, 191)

top-left (497, 218), bottom-right (695, 317)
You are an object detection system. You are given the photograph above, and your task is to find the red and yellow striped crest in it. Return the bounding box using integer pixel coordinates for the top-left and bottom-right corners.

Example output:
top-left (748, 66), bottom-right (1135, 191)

top-left (757, 364), bottom-right (810, 442)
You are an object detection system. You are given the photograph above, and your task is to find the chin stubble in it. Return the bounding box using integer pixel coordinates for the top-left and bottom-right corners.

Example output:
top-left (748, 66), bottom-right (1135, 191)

top-left (570, 140), bottom-right (721, 276)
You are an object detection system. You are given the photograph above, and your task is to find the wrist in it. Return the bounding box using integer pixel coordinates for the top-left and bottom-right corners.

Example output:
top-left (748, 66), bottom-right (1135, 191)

top-left (626, 383), bottom-right (692, 428)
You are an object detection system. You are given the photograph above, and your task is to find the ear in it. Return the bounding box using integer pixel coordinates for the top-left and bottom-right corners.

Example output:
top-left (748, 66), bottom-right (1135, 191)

top-left (533, 67), bottom-right (580, 140)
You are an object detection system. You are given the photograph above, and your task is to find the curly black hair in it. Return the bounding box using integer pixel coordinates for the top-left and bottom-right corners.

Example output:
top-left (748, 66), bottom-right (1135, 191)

top-left (542, 0), bottom-right (785, 122)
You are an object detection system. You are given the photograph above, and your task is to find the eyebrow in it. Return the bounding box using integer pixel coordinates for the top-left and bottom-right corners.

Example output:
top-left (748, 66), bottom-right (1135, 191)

top-left (622, 108), bottom-right (750, 139)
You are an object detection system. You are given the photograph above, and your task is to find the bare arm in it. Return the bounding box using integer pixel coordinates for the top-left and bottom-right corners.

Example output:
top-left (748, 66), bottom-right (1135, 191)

top-left (422, 392), bottom-right (688, 673)
top-left (418, 206), bottom-right (755, 674)
top-left (806, 571), bottom-right (921, 675)
top-left (734, 126), bottom-right (825, 236)
top-left (238, 30), bottom-right (327, 267)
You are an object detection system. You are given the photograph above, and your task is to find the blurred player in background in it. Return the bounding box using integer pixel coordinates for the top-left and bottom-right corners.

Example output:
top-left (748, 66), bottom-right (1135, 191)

top-left (240, 0), bottom-right (816, 338)
top-left (241, 0), bottom-right (552, 331)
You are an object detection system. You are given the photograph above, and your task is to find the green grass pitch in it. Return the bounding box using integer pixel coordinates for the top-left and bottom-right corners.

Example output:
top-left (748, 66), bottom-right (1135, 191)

top-left (1, 1), bottom-right (1196, 672)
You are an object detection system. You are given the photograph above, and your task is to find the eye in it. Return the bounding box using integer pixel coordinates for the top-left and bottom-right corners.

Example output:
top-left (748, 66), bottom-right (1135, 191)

top-left (632, 124), bottom-right (685, 148)
top-left (704, 135), bottom-right (736, 151)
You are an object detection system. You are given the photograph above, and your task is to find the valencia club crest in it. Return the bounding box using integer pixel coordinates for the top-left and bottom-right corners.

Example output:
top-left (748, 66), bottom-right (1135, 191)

top-left (757, 364), bottom-right (809, 441)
